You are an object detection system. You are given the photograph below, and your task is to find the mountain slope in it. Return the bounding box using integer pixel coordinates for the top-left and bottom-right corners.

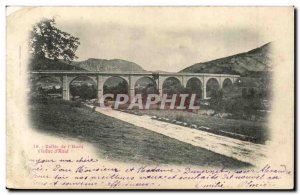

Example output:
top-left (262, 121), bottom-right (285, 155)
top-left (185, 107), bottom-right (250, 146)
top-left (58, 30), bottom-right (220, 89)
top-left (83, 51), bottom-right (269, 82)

top-left (29, 57), bottom-right (86, 71)
top-left (71, 58), bottom-right (146, 72)
top-left (29, 57), bottom-right (146, 72)
top-left (180, 42), bottom-right (272, 77)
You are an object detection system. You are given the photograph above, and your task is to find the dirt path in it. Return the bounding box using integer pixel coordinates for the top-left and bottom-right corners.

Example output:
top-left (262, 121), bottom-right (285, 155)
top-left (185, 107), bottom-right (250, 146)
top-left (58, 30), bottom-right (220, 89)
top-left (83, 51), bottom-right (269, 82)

top-left (93, 106), bottom-right (269, 167)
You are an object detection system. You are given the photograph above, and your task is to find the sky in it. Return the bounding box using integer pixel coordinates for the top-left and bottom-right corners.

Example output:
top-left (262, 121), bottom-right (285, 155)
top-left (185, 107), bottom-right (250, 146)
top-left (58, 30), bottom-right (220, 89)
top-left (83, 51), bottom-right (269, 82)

top-left (50, 7), bottom-right (273, 72)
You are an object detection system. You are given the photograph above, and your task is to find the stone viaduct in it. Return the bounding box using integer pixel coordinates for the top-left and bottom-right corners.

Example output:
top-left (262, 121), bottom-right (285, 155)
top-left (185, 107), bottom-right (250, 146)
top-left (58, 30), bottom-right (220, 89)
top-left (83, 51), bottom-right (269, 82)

top-left (29, 71), bottom-right (240, 101)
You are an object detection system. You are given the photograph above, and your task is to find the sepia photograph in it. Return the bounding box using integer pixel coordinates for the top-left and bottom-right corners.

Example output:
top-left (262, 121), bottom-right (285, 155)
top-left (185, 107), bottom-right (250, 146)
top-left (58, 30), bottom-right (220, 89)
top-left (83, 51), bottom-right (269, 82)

top-left (6, 6), bottom-right (295, 190)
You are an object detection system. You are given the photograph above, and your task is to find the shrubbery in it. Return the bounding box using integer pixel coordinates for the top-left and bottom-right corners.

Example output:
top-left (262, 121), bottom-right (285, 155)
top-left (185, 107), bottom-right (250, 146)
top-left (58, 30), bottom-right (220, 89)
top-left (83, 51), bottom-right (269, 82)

top-left (29, 95), bottom-right (82, 108)
top-left (70, 84), bottom-right (97, 100)
top-left (209, 88), bottom-right (266, 120)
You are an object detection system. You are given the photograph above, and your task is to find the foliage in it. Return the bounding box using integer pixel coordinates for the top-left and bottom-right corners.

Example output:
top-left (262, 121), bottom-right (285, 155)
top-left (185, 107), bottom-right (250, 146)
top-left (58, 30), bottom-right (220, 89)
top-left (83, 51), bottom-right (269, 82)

top-left (208, 84), bottom-right (267, 121)
top-left (223, 96), bottom-right (265, 120)
top-left (29, 94), bottom-right (48, 105)
top-left (47, 86), bottom-right (62, 94)
top-left (186, 79), bottom-right (202, 98)
top-left (70, 84), bottom-right (97, 100)
top-left (103, 80), bottom-right (128, 98)
top-left (29, 18), bottom-right (80, 63)
top-left (209, 89), bottom-right (225, 112)
top-left (70, 100), bottom-right (82, 108)
top-left (163, 79), bottom-right (182, 95)
top-left (152, 73), bottom-right (159, 80)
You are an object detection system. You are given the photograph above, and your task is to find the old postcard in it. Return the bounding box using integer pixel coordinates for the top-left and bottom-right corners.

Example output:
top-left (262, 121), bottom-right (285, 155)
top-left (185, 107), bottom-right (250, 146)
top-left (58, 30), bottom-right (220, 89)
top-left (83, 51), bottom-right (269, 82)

top-left (6, 7), bottom-right (294, 189)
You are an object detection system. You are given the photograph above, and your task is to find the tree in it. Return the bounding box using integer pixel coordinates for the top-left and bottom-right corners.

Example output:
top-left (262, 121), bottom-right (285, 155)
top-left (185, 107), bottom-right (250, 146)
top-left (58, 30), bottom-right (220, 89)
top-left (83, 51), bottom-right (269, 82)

top-left (152, 73), bottom-right (159, 80)
top-left (209, 89), bottom-right (224, 112)
top-left (29, 18), bottom-right (80, 63)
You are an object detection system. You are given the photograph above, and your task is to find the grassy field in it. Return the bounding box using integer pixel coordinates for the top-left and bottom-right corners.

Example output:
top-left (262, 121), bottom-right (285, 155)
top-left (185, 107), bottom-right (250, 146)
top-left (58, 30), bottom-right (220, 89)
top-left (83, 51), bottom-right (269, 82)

top-left (29, 98), bottom-right (250, 168)
top-left (124, 109), bottom-right (269, 144)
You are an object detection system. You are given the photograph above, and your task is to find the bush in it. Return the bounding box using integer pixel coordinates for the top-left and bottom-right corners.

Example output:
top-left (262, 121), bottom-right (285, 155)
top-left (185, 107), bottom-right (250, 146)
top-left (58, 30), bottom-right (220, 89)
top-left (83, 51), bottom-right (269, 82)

top-left (70, 84), bottom-right (97, 100)
top-left (70, 100), bottom-right (82, 108)
top-left (209, 89), bottom-right (225, 112)
top-left (29, 95), bottom-right (48, 105)
top-left (223, 96), bottom-right (265, 120)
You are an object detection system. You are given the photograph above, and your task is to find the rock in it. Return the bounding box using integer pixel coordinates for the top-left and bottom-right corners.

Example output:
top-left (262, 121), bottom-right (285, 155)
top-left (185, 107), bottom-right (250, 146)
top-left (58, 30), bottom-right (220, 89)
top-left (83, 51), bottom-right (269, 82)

top-left (206, 109), bottom-right (215, 116)
top-left (199, 126), bottom-right (210, 130)
top-left (218, 112), bottom-right (232, 118)
top-left (175, 121), bottom-right (183, 125)
top-left (190, 124), bottom-right (197, 129)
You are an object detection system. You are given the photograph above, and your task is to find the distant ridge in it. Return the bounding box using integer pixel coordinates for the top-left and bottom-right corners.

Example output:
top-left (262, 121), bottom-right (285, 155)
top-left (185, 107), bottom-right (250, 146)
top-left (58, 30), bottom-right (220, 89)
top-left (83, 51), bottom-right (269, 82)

top-left (71, 58), bottom-right (146, 72)
top-left (29, 57), bottom-right (146, 73)
top-left (180, 42), bottom-right (272, 77)
top-left (29, 43), bottom-right (272, 76)
top-left (29, 57), bottom-right (86, 71)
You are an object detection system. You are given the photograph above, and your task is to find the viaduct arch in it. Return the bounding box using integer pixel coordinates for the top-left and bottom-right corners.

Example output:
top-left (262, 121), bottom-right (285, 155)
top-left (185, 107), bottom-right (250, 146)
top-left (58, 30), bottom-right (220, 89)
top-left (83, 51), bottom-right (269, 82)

top-left (29, 71), bottom-right (240, 101)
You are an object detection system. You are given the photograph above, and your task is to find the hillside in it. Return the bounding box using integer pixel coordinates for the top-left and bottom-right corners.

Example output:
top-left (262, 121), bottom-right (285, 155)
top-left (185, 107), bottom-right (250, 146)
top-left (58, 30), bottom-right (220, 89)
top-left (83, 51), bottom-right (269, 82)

top-left (28, 57), bottom-right (146, 73)
top-left (71, 58), bottom-right (146, 72)
top-left (180, 42), bottom-right (272, 77)
top-left (28, 57), bottom-right (86, 71)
